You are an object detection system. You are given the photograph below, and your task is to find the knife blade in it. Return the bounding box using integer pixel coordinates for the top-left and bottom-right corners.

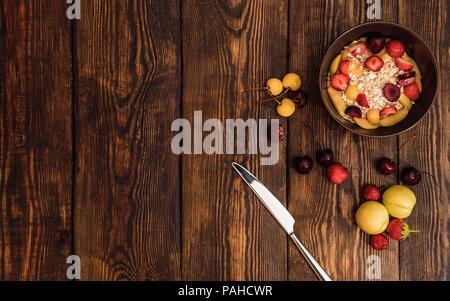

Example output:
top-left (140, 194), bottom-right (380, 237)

top-left (232, 162), bottom-right (332, 281)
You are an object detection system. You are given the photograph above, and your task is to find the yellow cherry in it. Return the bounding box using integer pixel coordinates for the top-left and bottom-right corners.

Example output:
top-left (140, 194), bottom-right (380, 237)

top-left (266, 78), bottom-right (284, 96)
top-left (282, 73), bottom-right (302, 91)
top-left (277, 98), bottom-right (296, 117)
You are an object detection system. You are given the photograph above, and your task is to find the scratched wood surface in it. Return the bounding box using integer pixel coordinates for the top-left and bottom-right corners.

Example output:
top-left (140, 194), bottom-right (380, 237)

top-left (73, 0), bottom-right (181, 280)
top-left (0, 0), bottom-right (447, 281)
top-left (0, 0), bottom-right (73, 280)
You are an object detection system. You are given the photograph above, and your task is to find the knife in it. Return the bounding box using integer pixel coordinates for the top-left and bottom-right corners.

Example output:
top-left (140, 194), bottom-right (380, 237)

top-left (232, 162), bottom-right (332, 281)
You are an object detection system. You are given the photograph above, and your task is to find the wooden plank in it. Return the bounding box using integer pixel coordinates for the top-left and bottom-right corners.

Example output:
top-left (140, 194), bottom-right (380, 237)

top-left (288, 0), bottom-right (399, 280)
top-left (74, 0), bottom-right (181, 280)
top-left (181, 0), bottom-right (288, 280)
top-left (398, 0), bottom-right (448, 280)
top-left (0, 1), bottom-right (73, 280)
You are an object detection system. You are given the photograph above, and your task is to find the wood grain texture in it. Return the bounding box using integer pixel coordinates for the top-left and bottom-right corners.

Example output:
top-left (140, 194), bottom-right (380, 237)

top-left (398, 0), bottom-right (448, 280)
top-left (74, 0), bottom-right (181, 280)
top-left (288, 0), bottom-right (399, 281)
top-left (181, 0), bottom-right (288, 280)
top-left (0, 1), bottom-right (73, 280)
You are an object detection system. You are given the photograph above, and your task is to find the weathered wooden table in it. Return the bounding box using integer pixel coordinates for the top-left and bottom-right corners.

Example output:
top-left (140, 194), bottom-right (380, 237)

top-left (0, 0), bottom-right (447, 280)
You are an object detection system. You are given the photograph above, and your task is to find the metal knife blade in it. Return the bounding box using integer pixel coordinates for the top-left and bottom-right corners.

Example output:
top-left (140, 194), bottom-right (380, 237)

top-left (232, 162), bottom-right (295, 235)
top-left (232, 162), bottom-right (333, 281)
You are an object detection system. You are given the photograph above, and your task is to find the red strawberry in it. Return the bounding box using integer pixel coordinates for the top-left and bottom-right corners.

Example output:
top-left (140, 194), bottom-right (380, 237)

top-left (383, 84), bottom-right (400, 101)
top-left (363, 184), bottom-right (381, 201)
top-left (339, 60), bottom-right (351, 75)
top-left (404, 82), bottom-right (420, 101)
top-left (326, 163), bottom-right (348, 184)
top-left (370, 234), bottom-right (389, 250)
top-left (380, 106), bottom-right (397, 117)
top-left (330, 73), bottom-right (349, 91)
top-left (364, 55), bottom-right (384, 72)
top-left (394, 57), bottom-right (414, 71)
top-left (349, 43), bottom-right (367, 56)
top-left (386, 40), bottom-right (406, 58)
top-left (386, 219), bottom-right (421, 241)
top-left (356, 93), bottom-right (370, 108)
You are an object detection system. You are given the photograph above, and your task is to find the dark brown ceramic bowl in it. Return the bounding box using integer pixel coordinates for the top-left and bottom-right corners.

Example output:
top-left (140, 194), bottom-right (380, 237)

top-left (319, 22), bottom-right (438, 137)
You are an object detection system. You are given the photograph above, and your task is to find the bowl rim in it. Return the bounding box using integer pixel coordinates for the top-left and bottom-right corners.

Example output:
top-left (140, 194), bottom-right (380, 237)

top-left (319, 21), bottom-right (439, 138)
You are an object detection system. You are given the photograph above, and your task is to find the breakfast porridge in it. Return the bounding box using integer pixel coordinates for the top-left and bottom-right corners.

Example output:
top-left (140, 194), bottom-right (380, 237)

top-left (327, 35), bottom-right (422, 129)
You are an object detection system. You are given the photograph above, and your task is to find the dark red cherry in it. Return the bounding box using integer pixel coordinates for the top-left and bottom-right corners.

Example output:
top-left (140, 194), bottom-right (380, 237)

top-left (316, 149), bottom-right (334, 167)
top-left (345, 106), bottom-right (362, 118)
top-left (291, 90), bottom-right (308, 108)
top-left (383, 84), bottom-right (400, 101)
top-left (295, 156), bottom-right (313, 174)
top-left (400, 167), bottom-right (422, 185)
top-left (378, 157), bottom-right (396, 175)
top-left (367, 35), bottom-right (385, 54)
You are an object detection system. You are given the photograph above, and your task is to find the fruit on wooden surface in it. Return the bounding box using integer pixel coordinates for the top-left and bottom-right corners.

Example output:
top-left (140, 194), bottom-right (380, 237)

top-left (363, 184), bottom-right (381, 201)
top-left (266, 78), bottom-right (284, 96)
top-left (400, 167), bottom-right (422, 185)
top-left (316, 149), bottom-right (334, 167)
top-left (276, 98), bottom-right (296, 117)
top-left (344, 85), bottom-right (360, 101)
top-left (326, 163), bottom-right (348, 184)
top-left (282, 73), bottom-right (302, 91)
top-left (366, 109), bottom-right (380, 125)
top-left (295, 156), bottom-right (313, 174)
top-left (379, 109), bottom-right (408, 127)
top-left (327, 87), bottom-right (346, 117)
top-left (291, 90), bottom-right (308, 108)
top-left (386, 219), bottom-right (421, 241)
top-left (382, 185), bottom-right (416, 218)
top-left (355, 201), bottom-right (390, 235)
top-left (370, 234), bottom-right (389, 250)
top-left (377, 157), bottom-right (396, 175)
top-left (354, 117), bottom-right (379, 129)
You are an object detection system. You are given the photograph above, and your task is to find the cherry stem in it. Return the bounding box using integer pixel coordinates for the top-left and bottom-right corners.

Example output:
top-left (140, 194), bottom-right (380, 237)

top-left (269, 94), bottom-right (281, 105)
top-left (419, 171), bottom-right (440, 194)
top-left (389, 134), bottom-right (416, 162)
top-left (277, 88), bottom-right (290, 98)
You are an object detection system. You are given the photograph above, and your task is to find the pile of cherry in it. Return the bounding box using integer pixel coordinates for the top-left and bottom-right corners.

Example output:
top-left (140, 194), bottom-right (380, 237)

top-left (244, 73), bottom-right (308, 118)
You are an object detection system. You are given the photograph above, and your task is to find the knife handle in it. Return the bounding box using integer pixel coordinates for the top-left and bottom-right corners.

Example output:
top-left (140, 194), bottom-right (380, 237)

top-left (290, 233), bottom-right (332, 281)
